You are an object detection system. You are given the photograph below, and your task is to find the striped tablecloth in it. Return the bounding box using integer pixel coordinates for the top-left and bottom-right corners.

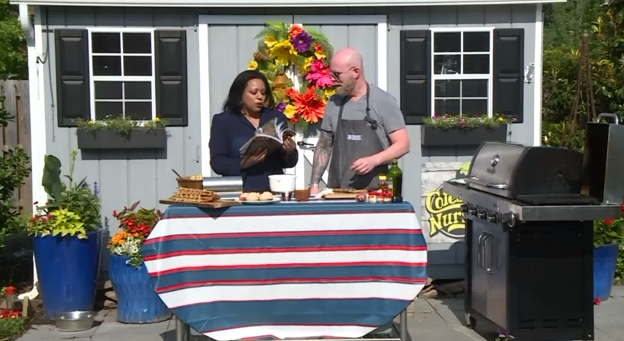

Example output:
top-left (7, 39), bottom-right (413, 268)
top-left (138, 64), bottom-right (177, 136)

top-left (140, 201), bottom-right (427, 341)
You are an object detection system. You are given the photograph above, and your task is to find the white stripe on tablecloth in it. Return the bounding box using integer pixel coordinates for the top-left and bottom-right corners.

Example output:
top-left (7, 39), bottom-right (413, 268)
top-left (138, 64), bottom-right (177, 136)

top-left (161, 282), bottom-right (420, 308)
top-left (145, 250), bottom-right (427, 273)
top-left (205, 325), bottom-right (377, 340)
top-left (148, 212), bottom-right (418, 239)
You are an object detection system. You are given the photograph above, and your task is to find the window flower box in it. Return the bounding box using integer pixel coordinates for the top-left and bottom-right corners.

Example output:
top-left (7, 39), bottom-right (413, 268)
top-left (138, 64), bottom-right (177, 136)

top-left (421, 114), bottom-right (513, 147)
top-left (421, 125), bottom-right (508, 147)
top-left (75, 116), bottom-right (168, 150)
top-left (76, 128), bottom-right (167, 150)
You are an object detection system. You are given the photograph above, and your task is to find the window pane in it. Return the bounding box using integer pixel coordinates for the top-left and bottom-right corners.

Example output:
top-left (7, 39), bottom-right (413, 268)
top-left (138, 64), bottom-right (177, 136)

top-left (463, 32), bottom-right (490, 52)
top-left (463, 55), bottom-right (490, 74)
top-left (125, 102), bottom-right (152, 120)
top-left (462, 80), bottom-right (488, 98)
top-left (94, 81), bottom-right (122, 100)
top-left (434, 32), bottom-right (461, 53)
top-left (434, 55), bottom-right (461, 75)
top-left (95, 101), bottom-right (123, 120)
top-left (435, 99), bottom-right (460, 116)
top-left (123, 33), bottom-right (152, 54)
top-left (462, 99), bottom-right (488, 116)
top-left (91, 33), bottom-right (121, 53)
top-left (124, 56), bottom-right (152, 76)
top-left (125, 82), bottom-right (152, 100)
top-left (434, 80), bottom-right (460, 98)
top-left (93, 56), bottom-right (121, 76)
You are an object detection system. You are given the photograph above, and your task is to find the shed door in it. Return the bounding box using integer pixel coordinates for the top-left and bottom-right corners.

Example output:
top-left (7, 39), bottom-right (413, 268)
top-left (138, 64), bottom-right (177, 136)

top-left (291, 16), bottom-right (383, 189)
top-left (201, 15), bottom-right (385, 188)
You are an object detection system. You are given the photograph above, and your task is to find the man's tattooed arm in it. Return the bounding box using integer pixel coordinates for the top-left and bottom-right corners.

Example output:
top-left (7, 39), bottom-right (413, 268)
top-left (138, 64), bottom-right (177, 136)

top-left (310, 130), bottom-right (334, 185)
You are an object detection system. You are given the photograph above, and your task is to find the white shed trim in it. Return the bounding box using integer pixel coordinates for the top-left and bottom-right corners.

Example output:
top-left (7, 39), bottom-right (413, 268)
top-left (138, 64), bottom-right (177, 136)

top-left (533, 3), bottom-right (544, 146)
top-left (10, 0), bottom-right (567, 7)
top-left (30, 6), bottom-right (47, 212)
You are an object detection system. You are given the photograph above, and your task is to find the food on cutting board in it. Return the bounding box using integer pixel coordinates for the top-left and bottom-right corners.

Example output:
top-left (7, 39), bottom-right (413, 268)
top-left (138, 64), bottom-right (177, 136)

top-left (332, 188), bottom-right (364, 194)
top-left (239, 191), bottom-right (274, 201)
top-left (169, 188), bottom-right (221, 203)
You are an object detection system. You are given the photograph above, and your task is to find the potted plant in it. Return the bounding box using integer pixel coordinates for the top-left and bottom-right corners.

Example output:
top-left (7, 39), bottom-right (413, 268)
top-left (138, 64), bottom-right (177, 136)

top-left (0, 306), bottom-right (26, 340)
top-left (107, 202), bottom-right (171, 324)
top-left (421, 114), bottom-right (515, 147)
top-left (1, 286), bottom-right (16, 310)
top-left (593, 209), bottom-right (624, 302)
top-left (75, 115), bottom-right (168, 150)
top-left (26, 151), bottom-right (102, 319)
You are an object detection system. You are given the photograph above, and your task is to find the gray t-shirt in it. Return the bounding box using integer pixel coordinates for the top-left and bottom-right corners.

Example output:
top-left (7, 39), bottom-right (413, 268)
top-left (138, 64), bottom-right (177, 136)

top-left (320, 85), bottom-right (406, 149)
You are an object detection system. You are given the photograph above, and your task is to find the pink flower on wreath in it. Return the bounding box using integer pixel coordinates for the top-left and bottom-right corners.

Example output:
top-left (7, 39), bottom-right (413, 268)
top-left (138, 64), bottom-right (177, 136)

top-left (306, 59), bottom-right (334, 88)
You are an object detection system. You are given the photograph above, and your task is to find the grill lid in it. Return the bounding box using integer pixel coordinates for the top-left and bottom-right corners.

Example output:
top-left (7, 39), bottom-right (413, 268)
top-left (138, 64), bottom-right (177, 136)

top-left (466, 141), bottom-right (585, 202)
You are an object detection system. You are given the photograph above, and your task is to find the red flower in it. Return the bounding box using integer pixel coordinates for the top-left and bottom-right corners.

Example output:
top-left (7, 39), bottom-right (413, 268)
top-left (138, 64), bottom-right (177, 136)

top-left (594, 297), bottom-right (601, 305)
top-left (112, 210), bottom-right (118, 217)
top-left (604, 218), bottom-right (613, 226)
top-left (3, 286), bottom-right (16, 295)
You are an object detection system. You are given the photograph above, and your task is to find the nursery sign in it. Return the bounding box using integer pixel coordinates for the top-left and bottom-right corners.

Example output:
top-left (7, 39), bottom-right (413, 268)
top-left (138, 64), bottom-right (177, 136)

top-left (425, 187), bottom-right (465, 239)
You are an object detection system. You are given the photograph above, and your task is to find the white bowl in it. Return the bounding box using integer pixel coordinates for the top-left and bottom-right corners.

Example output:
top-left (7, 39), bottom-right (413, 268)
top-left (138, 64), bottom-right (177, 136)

top-left (269, 174), bottom-right (296, 193)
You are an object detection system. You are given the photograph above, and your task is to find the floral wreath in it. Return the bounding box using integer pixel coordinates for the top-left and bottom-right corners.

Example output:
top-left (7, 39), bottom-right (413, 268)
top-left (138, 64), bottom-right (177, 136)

top-left (247, 22), bottom-right (336, 128)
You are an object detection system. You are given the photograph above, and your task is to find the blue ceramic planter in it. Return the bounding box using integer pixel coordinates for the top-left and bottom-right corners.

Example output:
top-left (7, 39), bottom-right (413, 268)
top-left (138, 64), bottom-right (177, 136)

top-left (109, 254), bottom-right (171, 324)
top-left (33, 230), bottom-right (102, 319)
top-left (593, 243), bottom-right (619, 302)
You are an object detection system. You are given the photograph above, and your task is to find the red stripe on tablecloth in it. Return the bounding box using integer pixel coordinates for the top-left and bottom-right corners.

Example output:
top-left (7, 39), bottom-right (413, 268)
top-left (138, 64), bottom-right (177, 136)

top-left (150, 261), bottom-right (428, 277)
top-left (156, 276), bottom-right (428, 293)
top-left (144, 228), bottom-right (422, 245)
top-left (143, 245), bottom-right (427, 261)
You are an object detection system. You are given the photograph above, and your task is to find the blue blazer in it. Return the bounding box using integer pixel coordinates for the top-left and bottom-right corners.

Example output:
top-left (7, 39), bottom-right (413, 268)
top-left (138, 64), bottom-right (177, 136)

top-left (209, 108), bottom-right (299, 192)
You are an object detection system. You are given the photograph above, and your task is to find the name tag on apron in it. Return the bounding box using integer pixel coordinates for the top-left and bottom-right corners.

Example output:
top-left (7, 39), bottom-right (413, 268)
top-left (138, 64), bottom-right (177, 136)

top-left (347, 134), bottom-right (362, 141)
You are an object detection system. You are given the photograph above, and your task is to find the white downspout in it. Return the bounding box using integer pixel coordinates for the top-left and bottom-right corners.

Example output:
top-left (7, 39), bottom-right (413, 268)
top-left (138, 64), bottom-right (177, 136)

top-left (18, 3), bottom-right (40, 302)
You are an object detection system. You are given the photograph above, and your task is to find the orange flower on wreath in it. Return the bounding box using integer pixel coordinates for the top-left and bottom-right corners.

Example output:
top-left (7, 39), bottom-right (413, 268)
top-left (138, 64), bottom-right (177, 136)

top-left (289, 24), bottom-right (303, 39)
top-left (293, 86), bottom-right (325, 124)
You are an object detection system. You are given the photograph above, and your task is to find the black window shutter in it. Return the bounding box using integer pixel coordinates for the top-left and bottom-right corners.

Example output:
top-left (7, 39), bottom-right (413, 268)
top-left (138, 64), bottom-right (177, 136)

top-left (400, 30), bottom-right (431, 125)
top-left (493, 29), bottom-right (524, 123)
top-left (55, 29), bottom-right (90, 127)
top-left (155, 30), bottom-right (188, 127)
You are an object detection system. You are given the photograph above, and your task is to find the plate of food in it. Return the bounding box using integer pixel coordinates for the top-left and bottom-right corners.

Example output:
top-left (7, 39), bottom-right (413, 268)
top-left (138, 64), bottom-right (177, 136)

top-left (239, 191), bottom-right (281, 204)
top-left (160, 188), bottom-right (240, 208)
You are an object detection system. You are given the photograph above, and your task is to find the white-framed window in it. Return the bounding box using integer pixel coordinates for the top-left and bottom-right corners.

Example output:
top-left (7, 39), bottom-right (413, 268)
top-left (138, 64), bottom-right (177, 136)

top-left (87, 28), bottom-right (156, 121)
top-left (430, 27), bottom-right (494, 118)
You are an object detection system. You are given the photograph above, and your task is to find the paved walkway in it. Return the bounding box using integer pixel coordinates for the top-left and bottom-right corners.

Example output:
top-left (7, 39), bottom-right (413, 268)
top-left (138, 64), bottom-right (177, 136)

top-left (17, 286), bottom-right (624, 341)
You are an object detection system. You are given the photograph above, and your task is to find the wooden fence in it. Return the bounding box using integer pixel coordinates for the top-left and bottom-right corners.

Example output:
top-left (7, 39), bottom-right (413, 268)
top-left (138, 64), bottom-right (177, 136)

top-left (0, 80), bottom-right (32, 216)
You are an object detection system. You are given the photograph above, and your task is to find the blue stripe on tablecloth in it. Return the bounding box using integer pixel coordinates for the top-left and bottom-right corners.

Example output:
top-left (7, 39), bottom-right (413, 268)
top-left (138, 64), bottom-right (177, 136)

top-left (161, 201), bottom-right (415, 219)
top-left (172, 298), bottom-right (409, 333)
top-left (141, 232), bottom-right (425, 258)
top-left (152, 265), bottom-right (427, 291)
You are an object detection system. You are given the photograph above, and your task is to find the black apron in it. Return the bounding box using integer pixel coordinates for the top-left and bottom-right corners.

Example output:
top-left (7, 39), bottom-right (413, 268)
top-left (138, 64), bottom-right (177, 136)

top-left (327, 85), bottom-right (388, 190)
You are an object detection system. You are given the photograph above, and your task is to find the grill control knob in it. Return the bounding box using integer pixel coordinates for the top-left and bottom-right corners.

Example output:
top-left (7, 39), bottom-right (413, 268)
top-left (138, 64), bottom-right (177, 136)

top-left (487, 212), bottom-right (498, 223)
top-left (477, 210), bottom-right (487, 219)
top-left (467, 205), bottom-right (477, 216)
top-left (460, 204), bottom-right (468, 213)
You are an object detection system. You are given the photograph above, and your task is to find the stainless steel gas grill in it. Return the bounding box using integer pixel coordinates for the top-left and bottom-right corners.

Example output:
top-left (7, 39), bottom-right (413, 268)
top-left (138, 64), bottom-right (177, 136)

top-left (443, 135), bottom-right (624, 341)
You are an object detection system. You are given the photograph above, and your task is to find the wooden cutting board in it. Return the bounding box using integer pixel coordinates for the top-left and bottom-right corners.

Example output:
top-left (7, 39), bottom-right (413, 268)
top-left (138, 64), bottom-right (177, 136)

top-left (159, 199), bottom-right (240, 209)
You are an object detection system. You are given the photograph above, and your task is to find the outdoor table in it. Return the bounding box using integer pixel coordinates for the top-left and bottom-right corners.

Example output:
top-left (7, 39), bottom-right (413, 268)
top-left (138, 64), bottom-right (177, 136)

top-left (141, 201), bottom-right (428, 341)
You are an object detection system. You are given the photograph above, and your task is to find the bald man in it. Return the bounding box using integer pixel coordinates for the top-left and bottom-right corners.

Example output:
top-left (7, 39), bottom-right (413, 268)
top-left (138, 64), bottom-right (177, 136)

top-left (309, 48), bottom-right (410, 194)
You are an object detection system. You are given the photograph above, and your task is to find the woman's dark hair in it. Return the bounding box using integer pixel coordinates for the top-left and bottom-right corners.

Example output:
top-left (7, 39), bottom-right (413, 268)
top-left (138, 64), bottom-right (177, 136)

top-left (223, 70), bottom-right (275, 113)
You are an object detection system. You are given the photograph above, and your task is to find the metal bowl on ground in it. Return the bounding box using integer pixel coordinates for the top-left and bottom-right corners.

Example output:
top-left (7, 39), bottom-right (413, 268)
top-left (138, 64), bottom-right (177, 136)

top-left (55, 311), bottom-right (95, 332)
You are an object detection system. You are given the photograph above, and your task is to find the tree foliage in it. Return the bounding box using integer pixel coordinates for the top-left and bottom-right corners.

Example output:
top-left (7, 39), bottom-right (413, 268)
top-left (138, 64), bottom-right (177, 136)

top-left (0, 0), bottom-right (26, 79)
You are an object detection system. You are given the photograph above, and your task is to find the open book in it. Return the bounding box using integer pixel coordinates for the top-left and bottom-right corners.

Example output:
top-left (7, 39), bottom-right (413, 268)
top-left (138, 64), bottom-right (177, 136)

top-left (239, 117), bottom-right (295, 156)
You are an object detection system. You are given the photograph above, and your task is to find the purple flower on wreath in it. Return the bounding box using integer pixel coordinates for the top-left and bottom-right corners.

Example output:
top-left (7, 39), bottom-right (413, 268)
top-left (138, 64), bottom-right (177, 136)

top-left (291, 31), bottom-right (312, 54)
top-left (276, 102), bottom-right (286, 112)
